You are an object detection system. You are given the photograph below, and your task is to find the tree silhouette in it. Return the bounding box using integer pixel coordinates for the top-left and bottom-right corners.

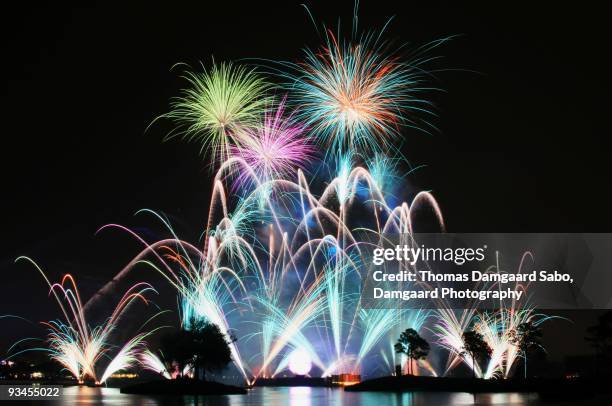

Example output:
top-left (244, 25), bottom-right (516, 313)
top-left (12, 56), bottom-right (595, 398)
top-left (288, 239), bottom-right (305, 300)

top-left (160, 328), bottom-right (197, 378)
top-left (462, 330), bottom-right (492, 379)
top-left (190, 319), bottom-right (235, 381)
top-left (394, 328), bottom-right (430, 375)
top-left (509, 320), bottom-right (543, 378)
top-left (585, 311), bottom-right (612, 377)
top-left (159, 319), bottom-right (235, 381)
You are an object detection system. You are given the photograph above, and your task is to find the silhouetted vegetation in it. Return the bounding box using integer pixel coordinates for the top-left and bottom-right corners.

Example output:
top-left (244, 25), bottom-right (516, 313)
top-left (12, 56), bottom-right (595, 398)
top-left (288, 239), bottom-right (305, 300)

top-left (394, 328), bottom-right (430, 375)
top-left (160, 319), bottom-right (235, 381)
top-left (509, 320), bottom-right (544, 378)
top-left (462, 330), bottom-right (492, 379)
top-left (586, 311), bottom-right (612, 376)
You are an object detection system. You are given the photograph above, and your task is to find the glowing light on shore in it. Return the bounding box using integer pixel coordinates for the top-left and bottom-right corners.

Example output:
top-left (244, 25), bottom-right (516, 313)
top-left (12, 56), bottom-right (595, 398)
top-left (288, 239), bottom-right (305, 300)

top-left (288, 349), bottom-right (312, 376)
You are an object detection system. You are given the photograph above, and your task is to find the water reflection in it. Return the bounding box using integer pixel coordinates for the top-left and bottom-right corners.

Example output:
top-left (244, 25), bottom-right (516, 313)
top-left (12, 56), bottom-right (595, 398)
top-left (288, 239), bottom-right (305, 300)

top-left (35, 385), bottom-right (594, 406)
top-left (289, 386), bottom-right (311, 406)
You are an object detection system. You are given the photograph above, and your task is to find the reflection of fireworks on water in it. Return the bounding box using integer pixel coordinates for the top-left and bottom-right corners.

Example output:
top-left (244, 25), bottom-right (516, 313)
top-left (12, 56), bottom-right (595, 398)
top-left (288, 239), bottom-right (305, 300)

top-left (10, 257), bottom-right (159, 384)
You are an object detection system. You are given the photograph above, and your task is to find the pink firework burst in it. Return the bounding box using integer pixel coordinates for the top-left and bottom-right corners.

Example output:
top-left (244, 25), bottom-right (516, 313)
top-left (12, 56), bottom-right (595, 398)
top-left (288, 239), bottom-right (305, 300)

top-left (231, 97), bottom-right (316, 187)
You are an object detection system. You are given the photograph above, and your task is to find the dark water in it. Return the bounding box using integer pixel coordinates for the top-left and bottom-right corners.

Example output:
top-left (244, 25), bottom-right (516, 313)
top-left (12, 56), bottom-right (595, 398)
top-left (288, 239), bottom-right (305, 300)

top-left (33, 386), bottom-right (601, 405)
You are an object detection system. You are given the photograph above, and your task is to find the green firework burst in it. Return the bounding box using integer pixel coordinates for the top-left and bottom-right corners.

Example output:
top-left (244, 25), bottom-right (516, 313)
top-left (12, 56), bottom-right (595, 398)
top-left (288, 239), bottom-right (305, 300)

top-left (162, 61), bottom-right (271, 166)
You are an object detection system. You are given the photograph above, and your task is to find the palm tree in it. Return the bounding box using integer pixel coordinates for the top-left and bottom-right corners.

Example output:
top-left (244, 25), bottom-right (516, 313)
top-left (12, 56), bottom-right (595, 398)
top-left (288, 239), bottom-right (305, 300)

top-left (394, 328), bottom-right (430, 375)
top-left (509, 320), bottom-right (543, 378)
top-left (462, 330), bottom-right (492, 379)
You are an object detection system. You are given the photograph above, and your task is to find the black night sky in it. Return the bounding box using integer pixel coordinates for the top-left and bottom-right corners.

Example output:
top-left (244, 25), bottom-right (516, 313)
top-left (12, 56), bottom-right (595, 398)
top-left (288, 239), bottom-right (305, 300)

top-left (1, 1), bottom-right (611, 364)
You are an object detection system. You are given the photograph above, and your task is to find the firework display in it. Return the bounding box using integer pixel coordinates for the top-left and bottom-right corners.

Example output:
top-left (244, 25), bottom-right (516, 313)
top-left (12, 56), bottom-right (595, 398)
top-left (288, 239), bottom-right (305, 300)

top-left (158, 61), bottom-right (271, 166)
top-left (9, 257), bottom-right (159, 384)
top-left (277, 23), bottom-right (446, 156)
top-left (3, 9), bottom-right (556, 386)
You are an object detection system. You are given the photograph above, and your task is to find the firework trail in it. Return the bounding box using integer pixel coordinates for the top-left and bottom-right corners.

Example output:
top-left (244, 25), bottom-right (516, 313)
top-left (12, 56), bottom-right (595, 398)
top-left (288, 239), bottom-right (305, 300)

top-left (11, 257), bottom-right (158, 384)
top-left (96, 150), bottom-right (446, 382)
top-left (433, 252), bottom-right (557, 378)
top-left (6, 4), bottom-right (557, 385)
